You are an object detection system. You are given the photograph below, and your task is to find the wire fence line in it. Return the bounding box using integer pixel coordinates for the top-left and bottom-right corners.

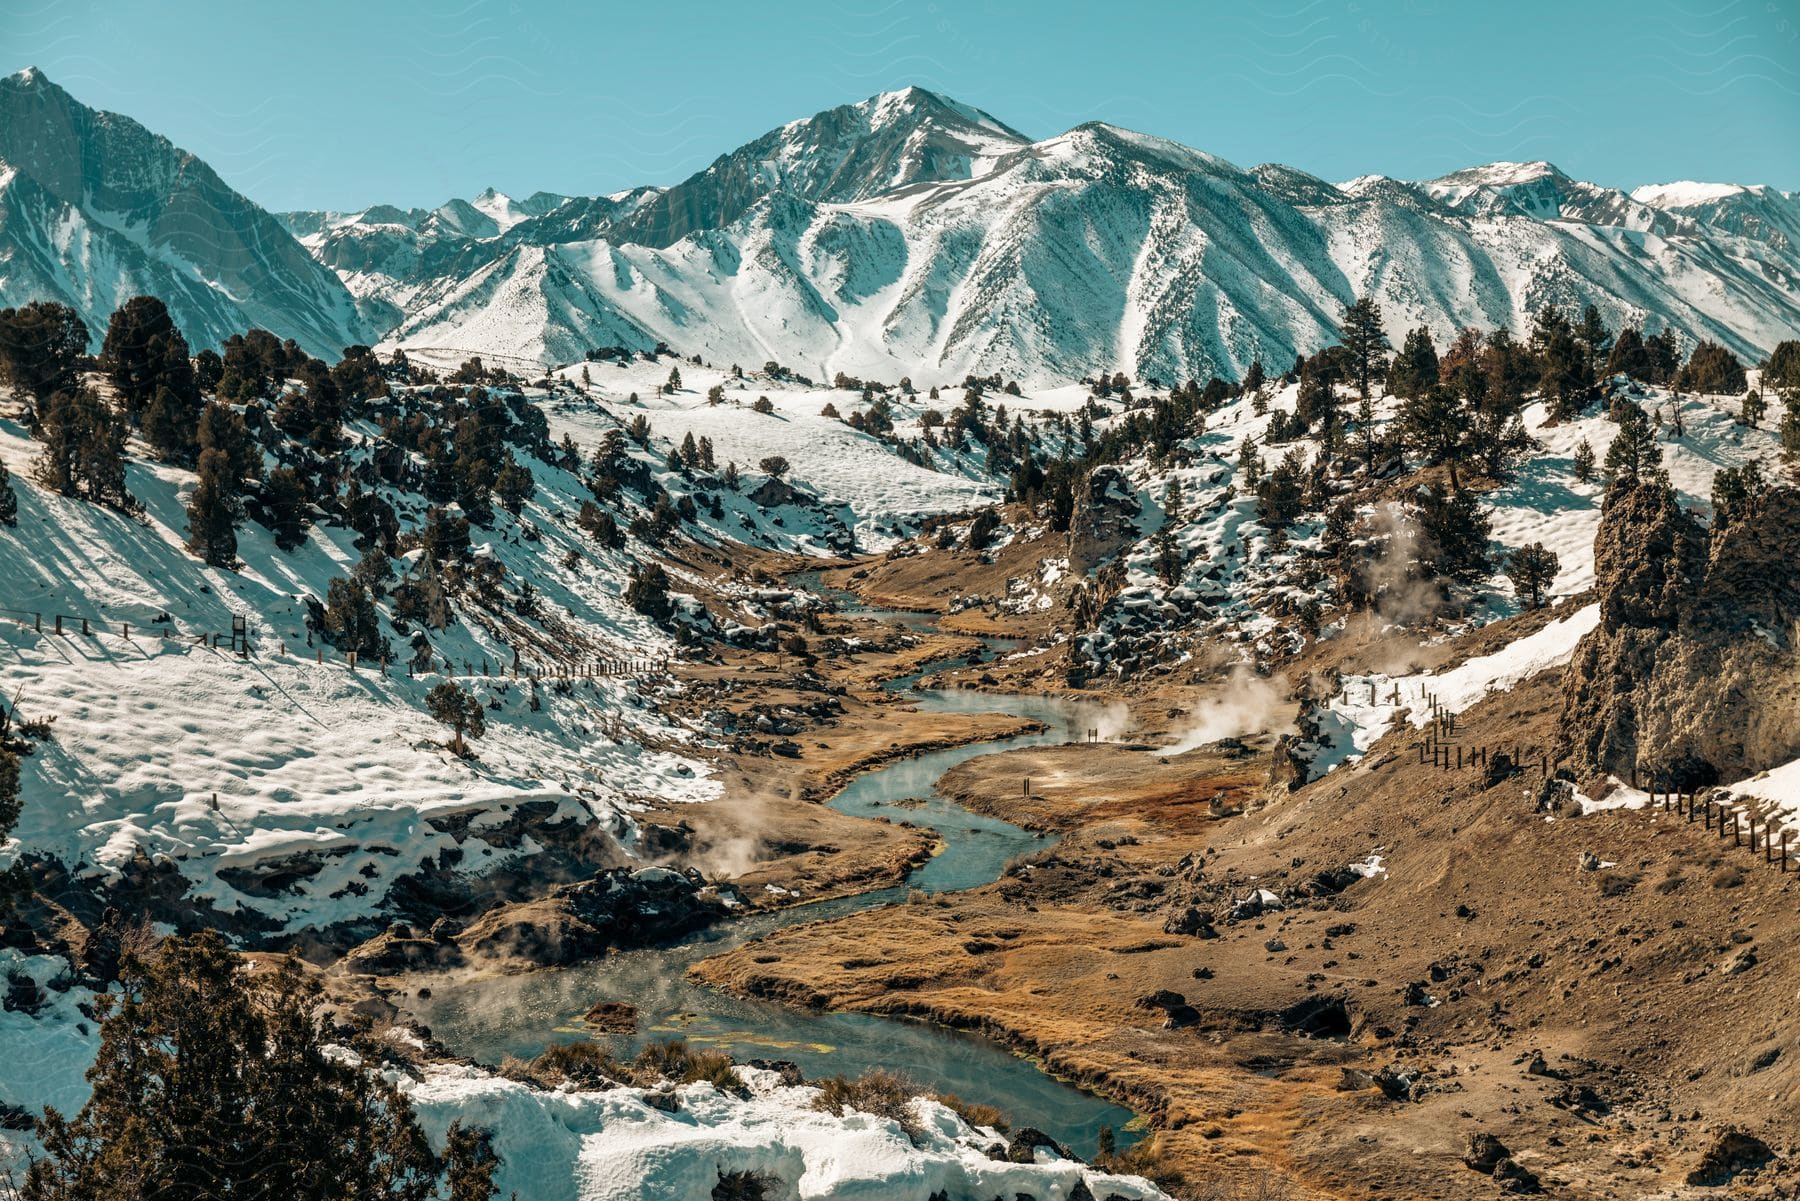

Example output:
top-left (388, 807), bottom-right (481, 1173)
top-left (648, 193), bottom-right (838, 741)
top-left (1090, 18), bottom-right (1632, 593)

top-left (1, 602), bottom-right (670, 682)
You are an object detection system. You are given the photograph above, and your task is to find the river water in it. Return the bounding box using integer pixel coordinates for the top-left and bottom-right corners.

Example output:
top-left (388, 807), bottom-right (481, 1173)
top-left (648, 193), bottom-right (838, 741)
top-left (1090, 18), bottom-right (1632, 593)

top-left (407, 590), bottom-right (1141, 1155)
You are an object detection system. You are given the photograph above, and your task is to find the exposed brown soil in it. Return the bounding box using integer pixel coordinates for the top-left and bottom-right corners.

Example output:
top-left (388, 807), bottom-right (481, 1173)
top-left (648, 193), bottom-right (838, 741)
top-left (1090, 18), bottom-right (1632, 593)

top-left (694, 659), bottom-right (1800, 1199)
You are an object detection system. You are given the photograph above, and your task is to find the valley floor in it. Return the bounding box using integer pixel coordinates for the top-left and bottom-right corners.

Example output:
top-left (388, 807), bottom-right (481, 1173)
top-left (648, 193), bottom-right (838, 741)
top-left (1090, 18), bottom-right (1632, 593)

top-left (678, 572), bottom-right (1800, 1200)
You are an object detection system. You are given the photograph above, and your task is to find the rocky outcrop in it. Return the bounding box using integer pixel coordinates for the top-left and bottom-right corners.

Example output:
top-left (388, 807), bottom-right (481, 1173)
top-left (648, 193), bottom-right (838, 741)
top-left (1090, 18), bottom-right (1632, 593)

top-left (452, 867), bottom-right (742, 968)
top-left (1559, 482), bottom-right (1800, 786)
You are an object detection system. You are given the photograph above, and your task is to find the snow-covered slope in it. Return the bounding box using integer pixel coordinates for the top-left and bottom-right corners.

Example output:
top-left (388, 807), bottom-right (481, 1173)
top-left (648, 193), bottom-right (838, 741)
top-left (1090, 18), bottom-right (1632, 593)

top-left (377, 105), bottom-right (1800, 386)
top-left (0, 68), bottom-right (367, 357)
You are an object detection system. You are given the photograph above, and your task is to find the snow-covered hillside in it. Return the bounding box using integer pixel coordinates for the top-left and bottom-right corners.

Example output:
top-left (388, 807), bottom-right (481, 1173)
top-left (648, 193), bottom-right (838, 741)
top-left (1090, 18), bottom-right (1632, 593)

top-left (376, 117), bottom-right (1800, 387)
top-left (0, 348), bottom-right (953, 941)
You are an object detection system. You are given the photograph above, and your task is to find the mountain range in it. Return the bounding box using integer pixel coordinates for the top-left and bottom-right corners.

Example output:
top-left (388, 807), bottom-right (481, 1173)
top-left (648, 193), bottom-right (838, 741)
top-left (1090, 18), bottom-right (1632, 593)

top-left (2, 66), bottom-right (1796, 383)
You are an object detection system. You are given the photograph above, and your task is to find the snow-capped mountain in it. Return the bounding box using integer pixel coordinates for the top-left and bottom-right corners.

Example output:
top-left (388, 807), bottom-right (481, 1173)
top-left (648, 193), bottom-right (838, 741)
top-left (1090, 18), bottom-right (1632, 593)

top-left (0, 67), bottom-right (366, 357)
top-left (385, 116), bottom-right (1800, 384)
top-left (5, 69), bottom-right (1798, 385)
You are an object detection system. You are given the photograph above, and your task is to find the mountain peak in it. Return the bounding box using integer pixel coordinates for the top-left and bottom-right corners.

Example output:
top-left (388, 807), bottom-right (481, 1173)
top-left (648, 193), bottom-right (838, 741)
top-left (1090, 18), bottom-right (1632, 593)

top-left (1429, 160), bottom-right (1571, 188)
top-left (1631, 180), bottom-right (1751, 208)
top-left (859, 85), bottom-right (1026, 141)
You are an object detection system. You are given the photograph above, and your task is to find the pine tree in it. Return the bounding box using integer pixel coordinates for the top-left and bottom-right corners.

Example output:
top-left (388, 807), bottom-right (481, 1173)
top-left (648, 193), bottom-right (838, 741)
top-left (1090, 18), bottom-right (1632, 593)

top-left (1338, 297), bottom-right (1391, 401)
top-left (1574, 304), bottom-right (1613, 377)
top-left (1674, 341), bottom-right (1747, 395)
top-left (1645, 328), bottom-right (1681, 384)
top-left (1710, 460), bottom-right (1768, 531)
top-left (1605, 326), bottom-right (1651, 381)
top-left (1386, 326), bottom-right (1439, 400)
top-left (441, 1123), bottom-right (502, 1201)
top-left (198, 401), bottom-right (260, 484)
top-left (0, 301), bottom-right (90, 405)
top-left (427, 681), bottom-right (486, 756)
top-left (100, 296), bottom-right (194, 418)
top-left (1398, 384), bottom-right (1468, 490)
top-left (1572, 439), bottom-right (1596, 483)
top-left (1531, 305), bottom-right (1593, 421)
top-left (262, 467), bottom-right (312, 551)
top-left (185, 448), bottom-right (239, 568)
top-left (1766, 340), bottom-right (1800, 393)
top-left (494, 454), bottom-right (535, 516)
top-left (1505, 542), bottom-right (1560, 609)
top-left (666, 366), bottom-right (682, 392)
top-left (23, 932), bottom-right (440, 1201)
top-left (142, 384), bottom-right (199, 462)
top-left (0, 458), bottom-right (17, 527)
top-left (1414, 485), bottom-right (1492, 585)
top-left (33, 388), bottom-right (129, 506)
top-left (323, 577), bottom-right (383, 658)
top-left (625, 563), bottom-right (675, 623)
top-left (1603, 400), bottom-right (1661, 488)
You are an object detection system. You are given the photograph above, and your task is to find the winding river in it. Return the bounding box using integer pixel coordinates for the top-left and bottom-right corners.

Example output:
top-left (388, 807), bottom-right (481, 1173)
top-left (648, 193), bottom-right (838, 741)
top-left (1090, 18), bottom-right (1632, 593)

top-left (407, 589), bottom-right (1141, 1156)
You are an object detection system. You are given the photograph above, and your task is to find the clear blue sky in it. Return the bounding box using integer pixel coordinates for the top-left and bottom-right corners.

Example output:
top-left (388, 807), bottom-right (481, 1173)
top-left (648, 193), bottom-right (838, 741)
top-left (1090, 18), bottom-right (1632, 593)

top-left (6, 0), bottom-right (1796, 211)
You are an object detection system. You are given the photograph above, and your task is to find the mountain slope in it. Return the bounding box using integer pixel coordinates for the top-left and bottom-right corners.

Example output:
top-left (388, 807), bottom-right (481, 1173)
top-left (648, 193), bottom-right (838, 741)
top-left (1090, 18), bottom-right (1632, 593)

top-left (383, 116), bottom-right (1800, 386)
top-left (0, 68), bottom-right (367, 356)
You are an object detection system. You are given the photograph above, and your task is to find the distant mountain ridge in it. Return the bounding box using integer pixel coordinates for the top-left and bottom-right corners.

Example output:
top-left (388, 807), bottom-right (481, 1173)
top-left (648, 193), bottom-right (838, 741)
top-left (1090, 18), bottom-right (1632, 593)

top-left (3, 67), bottom-right (1796, 383)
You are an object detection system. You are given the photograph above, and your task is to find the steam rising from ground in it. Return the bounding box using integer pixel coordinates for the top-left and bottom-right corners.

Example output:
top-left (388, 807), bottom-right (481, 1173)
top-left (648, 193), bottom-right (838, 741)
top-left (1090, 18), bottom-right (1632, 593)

top-left (1162, 665), bottom-right (1295, 755)
top-left (1362, 500), bottom-right (1443, 627)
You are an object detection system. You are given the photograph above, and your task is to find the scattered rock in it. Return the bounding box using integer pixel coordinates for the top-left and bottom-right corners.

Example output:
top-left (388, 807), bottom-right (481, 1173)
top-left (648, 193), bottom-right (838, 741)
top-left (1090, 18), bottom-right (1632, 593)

top-left (1685, 1129), bottom-right (1774, 1186)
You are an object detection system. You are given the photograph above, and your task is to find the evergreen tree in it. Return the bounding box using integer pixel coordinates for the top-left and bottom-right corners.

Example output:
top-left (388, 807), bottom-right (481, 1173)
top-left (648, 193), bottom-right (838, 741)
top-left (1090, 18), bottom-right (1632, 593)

top-left (1574, 304), bottom-right (1613, 377)
top-left (625, 563), bottom-right (675, 624)
top-left (1604, 326), bottom-right (1650, 381)
top-left (1255, 451), bottom-right (1305, 529)
top-left (1414, 484), bottom-right (1492, 585)
top-left (262, 467), bottom-right (313, 552)
top-left (198, 401), bottom-right (260, 484)
top-left (1505, 542), bottom-right (1559, 609)
top-left (0, 458), bottom-right (16, 527)
top-left (1531, 305), bottom-right (1593, 421)
top-left (494, 454), bottom-right (535, 516)
top-left (1603, 400), bottom-right (1661, 487)
top-left (185, 448), bottom-right (239, 569)
top-left (0, 301), bottom-right (90, 405)
top-left (142, 384), bottom-right (200, 462)
top-left (322, 577), bottom-right (383, 658)
top-left (100, 296), bottom-right (194, 418)
top-left (1572, 439), bottom-right (1596, 483)
top-left (1710, 460), bottom-right (1768, 531)
top-left (1338, 297), bottom-right (1390, 401)
top-left (352, 544), bottom-right (394, 597)
top-left (666, 366), bottom-right (682, 392)
top-left (23, 931), bottom-right (440, 1201)
top-left (1386, 326), bottom-right (1439, 400)
top-left (1766, 339), bottom-right (1800, 394)
top-left (440, 1123), bottom-right (502, 1201)
top-left (1398, 384), bottom-right (1468, 490)
top-left (1645, 328), bottom-right (1681, 384)
top-left (33, 388), bottom-right (129, 506)
top-left (1674, 340), bottom-right (1747, 395)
